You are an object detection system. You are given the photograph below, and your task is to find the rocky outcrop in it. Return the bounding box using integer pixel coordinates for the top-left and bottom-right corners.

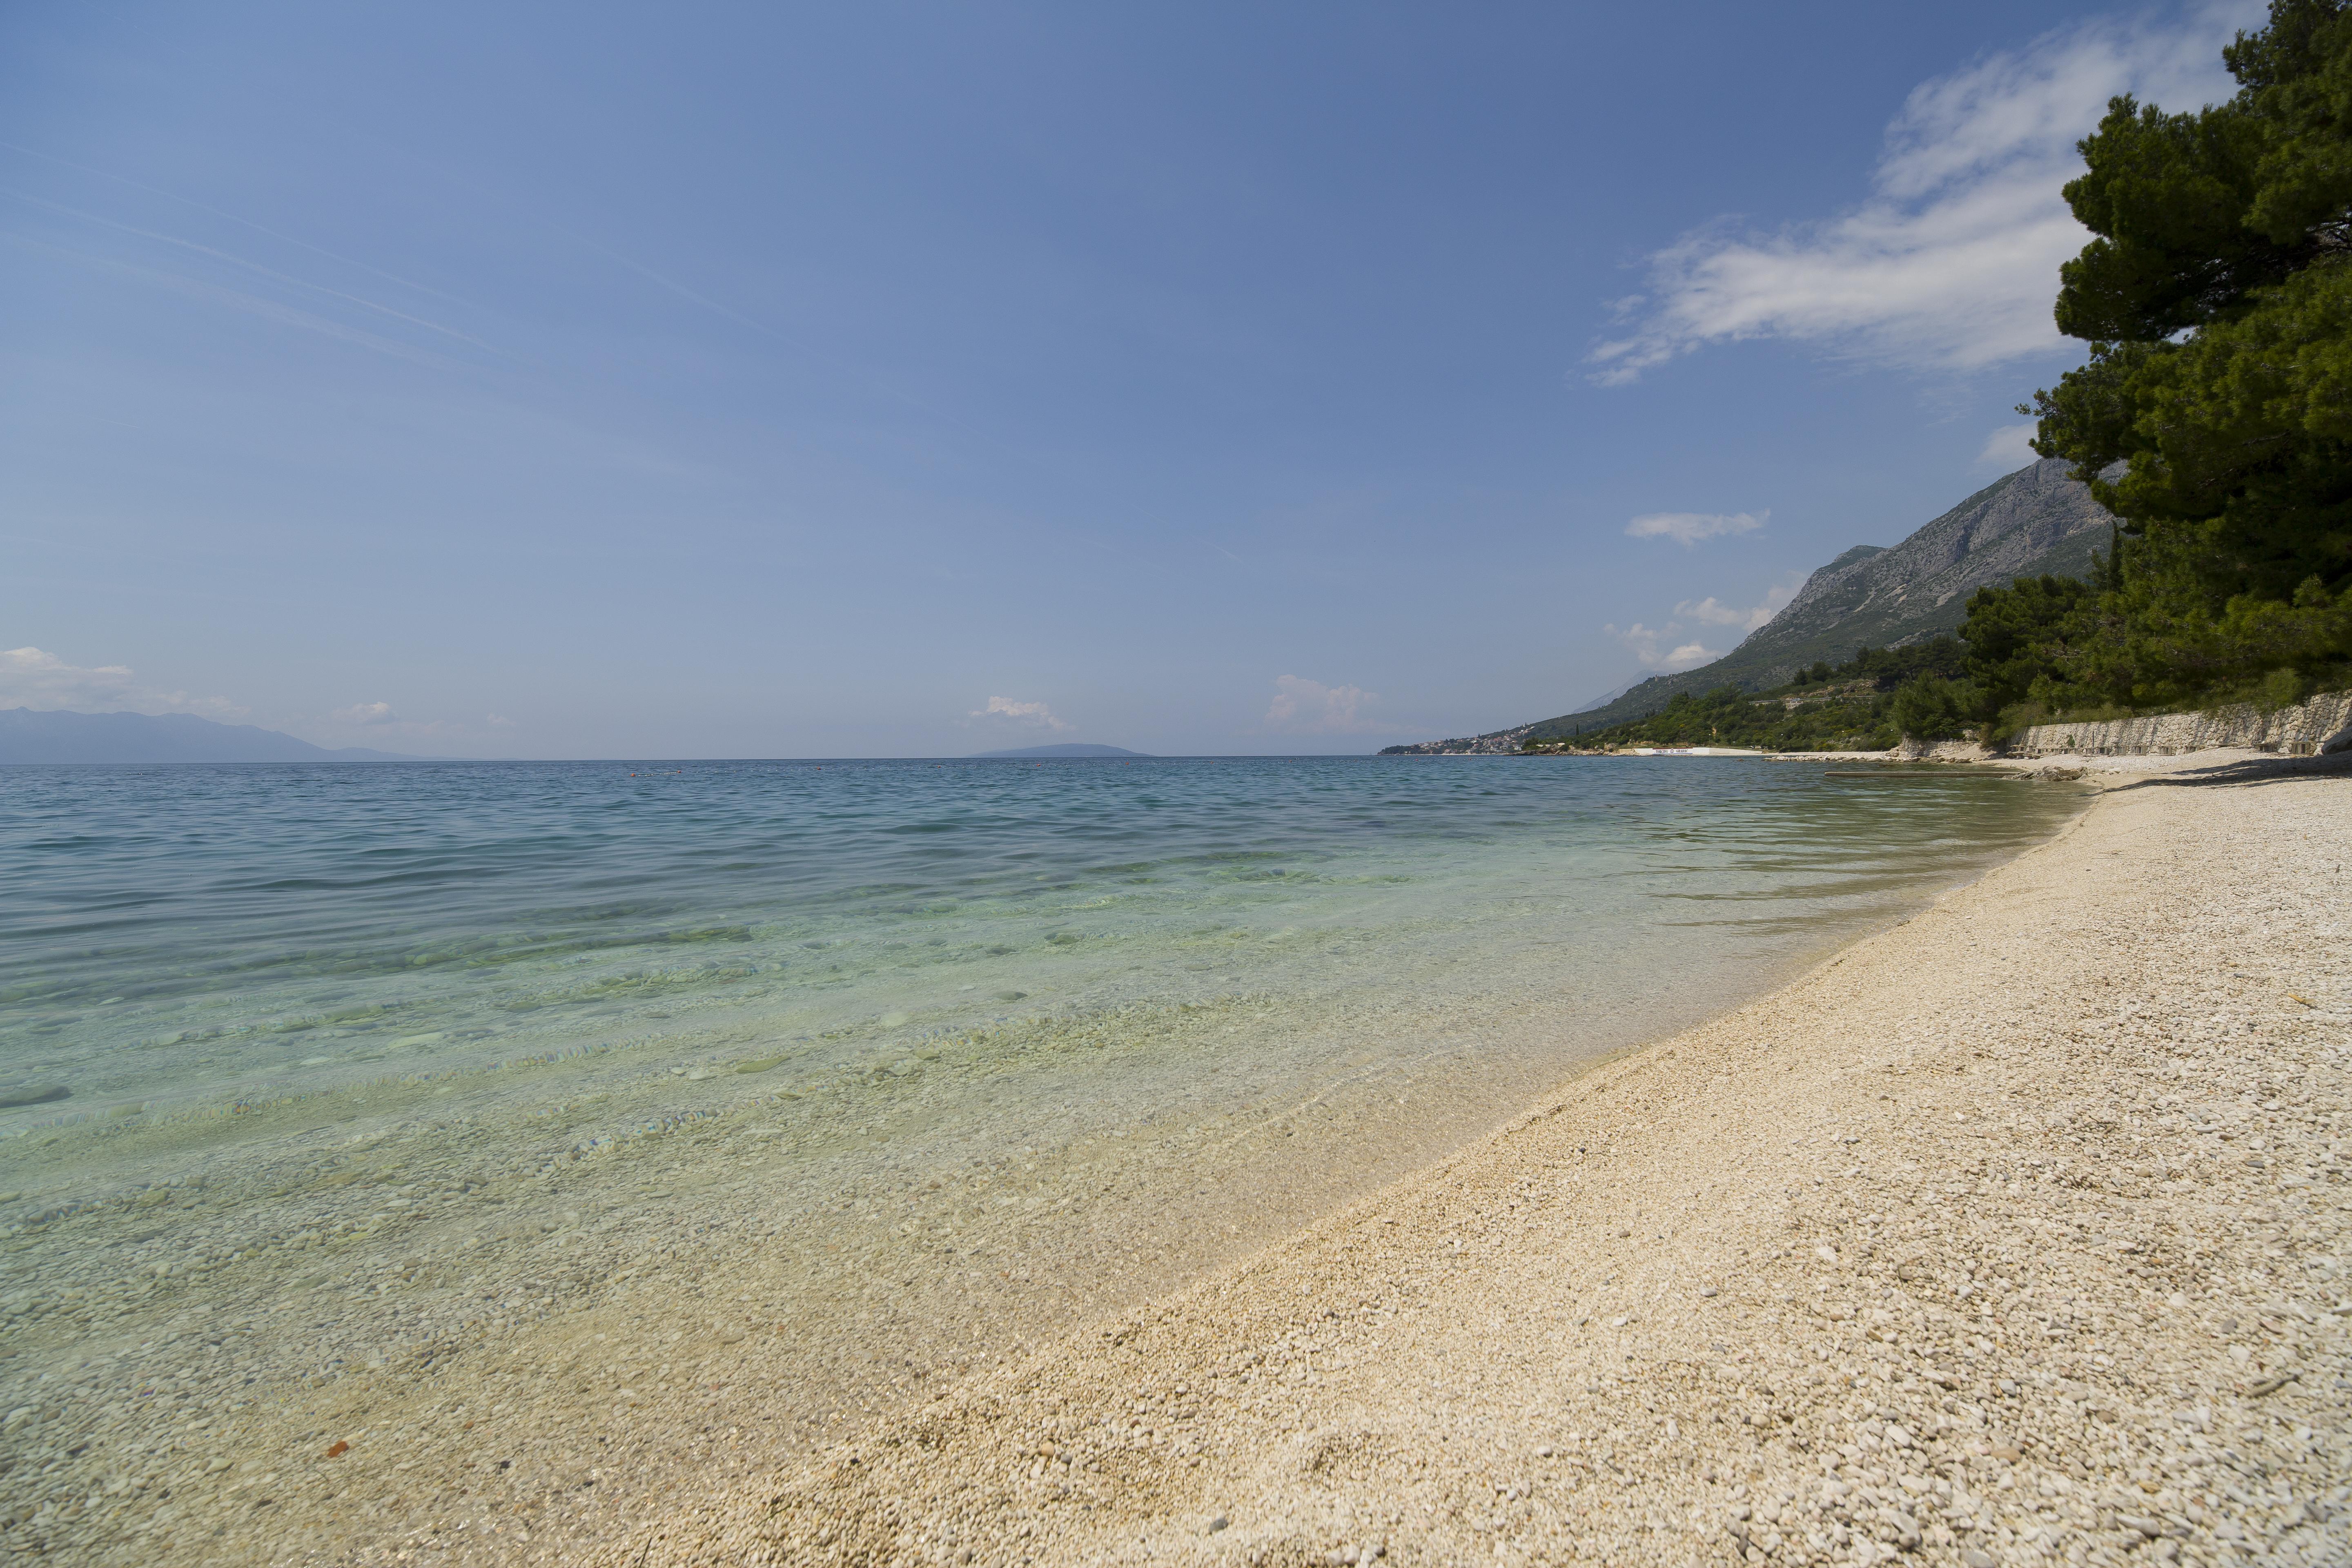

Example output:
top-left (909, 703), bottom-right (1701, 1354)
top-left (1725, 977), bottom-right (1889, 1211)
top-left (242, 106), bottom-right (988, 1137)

top-left (2012, 689), bottom-right (2352, 758)
top-left (1740, 459), bottom-right (2115, 679)
top-left (1385, 460), bottom-right (2120, 753)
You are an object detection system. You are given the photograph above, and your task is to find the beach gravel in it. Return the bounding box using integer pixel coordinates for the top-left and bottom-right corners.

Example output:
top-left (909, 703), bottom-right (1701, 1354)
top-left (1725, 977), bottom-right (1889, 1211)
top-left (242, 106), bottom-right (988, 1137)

top-left (621, 761), bottom-right (2352, 1567)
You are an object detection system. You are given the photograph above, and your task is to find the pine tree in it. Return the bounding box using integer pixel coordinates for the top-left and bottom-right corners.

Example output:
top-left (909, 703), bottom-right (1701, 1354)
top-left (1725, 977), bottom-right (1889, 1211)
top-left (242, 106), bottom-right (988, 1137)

top-left (2020, 0), bottom-right (2352, 703)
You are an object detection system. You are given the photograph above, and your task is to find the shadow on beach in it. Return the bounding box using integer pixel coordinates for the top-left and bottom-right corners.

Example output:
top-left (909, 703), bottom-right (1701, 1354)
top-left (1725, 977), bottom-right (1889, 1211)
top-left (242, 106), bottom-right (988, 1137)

top-left (2104, 749), bottom-right (2352, 790)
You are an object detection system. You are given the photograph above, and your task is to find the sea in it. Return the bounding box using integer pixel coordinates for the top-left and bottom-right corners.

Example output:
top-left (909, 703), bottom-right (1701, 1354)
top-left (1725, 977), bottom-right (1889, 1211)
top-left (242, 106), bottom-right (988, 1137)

top-left (0, 756), bottom-right (2084, 1564)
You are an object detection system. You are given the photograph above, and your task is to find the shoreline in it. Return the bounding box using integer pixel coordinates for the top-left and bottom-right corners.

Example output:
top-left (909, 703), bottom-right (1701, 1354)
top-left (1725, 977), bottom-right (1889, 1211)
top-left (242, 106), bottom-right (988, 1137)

top-left (4, 761), bottom-right (2090, 1566)
top-left (629, 752), bottom-right (2351, 1567)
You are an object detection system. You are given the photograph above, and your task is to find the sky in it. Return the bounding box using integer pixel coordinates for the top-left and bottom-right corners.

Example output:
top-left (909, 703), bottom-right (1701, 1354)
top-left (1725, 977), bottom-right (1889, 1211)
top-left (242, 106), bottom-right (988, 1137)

top-left (0, 1), bottom-right (2263, 757)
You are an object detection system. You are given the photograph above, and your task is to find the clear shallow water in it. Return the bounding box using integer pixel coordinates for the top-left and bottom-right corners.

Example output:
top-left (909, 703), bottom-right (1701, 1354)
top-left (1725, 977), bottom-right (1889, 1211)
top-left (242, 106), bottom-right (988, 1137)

top-left (0, 756), bottom-right (2087, 1566)
top-left (2, 756), bottom-right (2076, 1131)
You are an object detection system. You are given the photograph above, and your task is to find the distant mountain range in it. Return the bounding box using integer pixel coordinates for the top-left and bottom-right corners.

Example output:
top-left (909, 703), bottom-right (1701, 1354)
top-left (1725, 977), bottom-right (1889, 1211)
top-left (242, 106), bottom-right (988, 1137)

top-left (0, 708), bottom-right (424, 764)
top-left (975, 743), bottom-right (1151, 759)
top-left (1383, 458), bottom-right (2116, 753)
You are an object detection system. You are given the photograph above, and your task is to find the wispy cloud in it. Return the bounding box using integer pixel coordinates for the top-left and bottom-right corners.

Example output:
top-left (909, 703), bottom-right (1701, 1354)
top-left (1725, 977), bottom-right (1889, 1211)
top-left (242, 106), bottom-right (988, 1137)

top-left (1263, 675), bottom-right (1379, 734)
top-left (1978, 423), bottom-right (2041, 467)
top-left (315, 702), bottom-right (496, 743)
top-left (1626, 510), bottom-right (1766, 546)
top-left (1676, 572), bottom-right (1802, 633)
top-left (0, 187), bottom-right (486, 349)
top-left (0, 646), bottom-right (132, 708)
top-left (971, 696), bottom-right (1072, 732)
top-left (1676, 597), bottom-right (1755, 628)
top-left (0, 139), bottom-right (474, 306)
top-left (1606, 624), bottom-right (1723, 673)
top-left (3, 233), bottom-right (462, 368)
top-left (0, 646), bottom-right (245, 717)
top-left (564, 229), bottom-right (783, 341)
top-left (1586, 4), bottom-right (2253, 383)
top-left (331, 702), bottom-right (399, 726)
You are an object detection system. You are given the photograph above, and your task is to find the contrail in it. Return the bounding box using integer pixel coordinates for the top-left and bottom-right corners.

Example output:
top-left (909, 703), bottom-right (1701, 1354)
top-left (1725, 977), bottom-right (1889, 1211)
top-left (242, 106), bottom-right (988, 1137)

top-left (0, 186), bottom-right (491, 350)
top-left (559, 227), bottom-right (786, 341)
top-left (1, 232), bottom-right (460, 370)
top-left (0, 140), bottom-right (474, 307)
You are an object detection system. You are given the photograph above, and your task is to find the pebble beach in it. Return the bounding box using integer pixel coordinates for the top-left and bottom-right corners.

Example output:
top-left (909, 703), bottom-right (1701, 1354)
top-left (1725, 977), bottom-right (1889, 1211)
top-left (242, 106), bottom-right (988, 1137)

top-left (627, 754), bottom-right (2352, 1568)
top-left (0, 757), bottom-right (2080, 1566)
top-left (5, 754), bottom-right (2341, 1567)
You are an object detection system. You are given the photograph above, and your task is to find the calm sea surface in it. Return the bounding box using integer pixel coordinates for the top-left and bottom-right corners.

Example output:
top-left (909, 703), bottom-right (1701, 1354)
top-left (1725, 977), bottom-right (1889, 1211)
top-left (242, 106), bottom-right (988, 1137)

top-left (0, 757), bottom-right (2083, 1564)
top-left (2, 756), bottom-right (2076, 1126)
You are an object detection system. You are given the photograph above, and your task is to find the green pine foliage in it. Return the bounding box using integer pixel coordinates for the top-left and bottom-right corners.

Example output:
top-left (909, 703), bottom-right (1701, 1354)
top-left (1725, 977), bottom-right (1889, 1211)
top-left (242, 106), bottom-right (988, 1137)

top-left (2010, 0), bottom-right (2352, 712)
top-left (1545, 4), bottom-right (2348, 756)
top-left (1613, 0), bottom-right (2352, 754)
top-left (1535, 641), bottom-right (1970, 752)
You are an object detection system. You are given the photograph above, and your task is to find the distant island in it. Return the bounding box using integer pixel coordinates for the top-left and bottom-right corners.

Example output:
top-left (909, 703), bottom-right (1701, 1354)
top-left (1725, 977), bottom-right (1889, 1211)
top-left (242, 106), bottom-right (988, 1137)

top-left (973, 743), bottom-right (1151, 760)
top-left (0, 708), bottom-right (425, 764)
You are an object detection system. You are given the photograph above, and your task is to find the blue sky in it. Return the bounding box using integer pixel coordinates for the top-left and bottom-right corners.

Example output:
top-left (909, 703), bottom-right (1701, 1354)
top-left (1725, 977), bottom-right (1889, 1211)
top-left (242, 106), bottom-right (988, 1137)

top-left (0, 1), bottom-right (2258, 756)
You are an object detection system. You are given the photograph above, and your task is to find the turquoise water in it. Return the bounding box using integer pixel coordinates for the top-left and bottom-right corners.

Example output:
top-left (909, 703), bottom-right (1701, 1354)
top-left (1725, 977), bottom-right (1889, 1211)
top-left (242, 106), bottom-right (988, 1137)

top-left (1, 756), bottom-right (2074, 1130)
top-left (0, 757), bottom-right (2085, 1566)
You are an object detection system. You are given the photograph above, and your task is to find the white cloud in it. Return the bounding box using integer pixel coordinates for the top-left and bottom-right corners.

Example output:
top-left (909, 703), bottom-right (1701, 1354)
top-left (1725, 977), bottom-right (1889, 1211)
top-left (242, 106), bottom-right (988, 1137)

top-left (1676, 572), bottom-right (1802, 633)
top-left (0, 646), bottom-right (134, 708)
top-left (1587, 4), bottom-right (2254, 383)
top-left (1978, 423), bottom-right (2041, 467)
top-left (1263, 675), bottom-right (1379, 734)
top-left (1626, 509), bottom-right (1766, 546)
top-left (1607, 624), bottom-right (1723, 673)
top-left (0, 646), bottom-right (245, 717)
top-left (319, 702), bottom-right (493, 742)
top-left (971, 695), bottom-right (1072, 732)
top-left (1676, 597), bottom-right (1759, 628)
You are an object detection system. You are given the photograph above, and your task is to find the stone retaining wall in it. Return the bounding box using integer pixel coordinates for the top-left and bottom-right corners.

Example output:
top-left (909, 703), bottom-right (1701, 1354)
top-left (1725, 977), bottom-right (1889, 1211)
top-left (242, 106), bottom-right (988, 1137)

top-left (2013, 688), bottom-right (2352, 757)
